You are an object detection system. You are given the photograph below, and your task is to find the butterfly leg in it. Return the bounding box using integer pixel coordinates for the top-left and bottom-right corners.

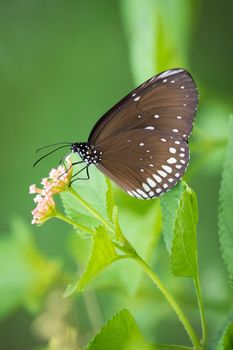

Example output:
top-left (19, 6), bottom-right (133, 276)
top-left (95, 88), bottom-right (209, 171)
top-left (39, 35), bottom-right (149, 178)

top-left (58, 160), bottom-right (85, 180)
top-left (59, 153), bottom-right (72, 171)
top-left (69, 165), bottom-right (90, 186)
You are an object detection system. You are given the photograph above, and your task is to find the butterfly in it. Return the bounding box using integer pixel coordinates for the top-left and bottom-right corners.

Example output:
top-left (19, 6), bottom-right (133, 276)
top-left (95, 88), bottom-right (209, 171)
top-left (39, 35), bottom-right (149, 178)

top-left (34, 68), bottom-right (198, 199)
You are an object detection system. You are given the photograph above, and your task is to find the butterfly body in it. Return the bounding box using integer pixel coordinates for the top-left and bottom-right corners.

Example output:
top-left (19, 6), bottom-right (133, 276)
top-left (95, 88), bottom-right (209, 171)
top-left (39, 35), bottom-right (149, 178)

top-left (71, 142), bottom-right (102, 165)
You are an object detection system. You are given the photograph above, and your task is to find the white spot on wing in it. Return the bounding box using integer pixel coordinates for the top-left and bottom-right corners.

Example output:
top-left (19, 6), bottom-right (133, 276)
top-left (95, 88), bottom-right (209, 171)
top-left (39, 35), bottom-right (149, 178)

top-left (162, 165), bottom-right (172, 173)
top-left (145, 126), bottom-right (155, 130)
top-left (167, 157), bottom-right (177, 164)
top-left (134, 96), bottom-right (141, 101)
top-left (159, 69), bottom-right (183, 79)
top-left (169, 147), bottom-right (176, 154)
top-left (132, 190), bottom-right (142, 198)
top-left (153, 174), bottom-right (162, 183)
top-left (147, 178), bottom-right (156, 188)
top-left (136, 189), bottom-right (148, 198)
top-left (142, 183), bottom-right (151, 192)
top-left (140, 143), bottom-right (144, 146)
top-left (157, 170), bottom-right (167, 178)
top-left (172, 129), bottom-right (179, 133)
top-left (154, 114), bottom-right (160, 119)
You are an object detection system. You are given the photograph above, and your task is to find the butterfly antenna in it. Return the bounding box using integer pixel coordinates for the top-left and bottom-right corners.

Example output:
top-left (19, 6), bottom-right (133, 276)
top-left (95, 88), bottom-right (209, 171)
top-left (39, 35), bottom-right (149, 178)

top-left (35, 142), bottom-right (72, 153)
top-left (33, 145), bottom-right (71, 167)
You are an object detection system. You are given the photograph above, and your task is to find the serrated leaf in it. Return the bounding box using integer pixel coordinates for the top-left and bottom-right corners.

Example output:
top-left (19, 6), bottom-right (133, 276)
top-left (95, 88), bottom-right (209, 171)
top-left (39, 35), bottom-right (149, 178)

top-left (86, 309), bottom-right (154, 350)
top-left (64, 226), bottom-right (119, 296)
top-left (170, 185), bottom-right (198, 278)
top-left (218, 115), bottom-right (233, 287)
top-left (160, 181), bottom-right (186, 253)
top-left (106, 178), bottom-right (115, 222)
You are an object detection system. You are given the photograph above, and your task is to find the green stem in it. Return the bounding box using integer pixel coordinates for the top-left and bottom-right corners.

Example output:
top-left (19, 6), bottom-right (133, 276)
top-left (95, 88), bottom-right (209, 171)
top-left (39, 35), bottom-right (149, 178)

top-left (194, 276), bottom-right (207, 347)
top-left (134, 255), bottom-right (201, 350)
top-left (55, 210), bottom-right (95, 235)
top-left (68, 186), bottom-right (114, 232)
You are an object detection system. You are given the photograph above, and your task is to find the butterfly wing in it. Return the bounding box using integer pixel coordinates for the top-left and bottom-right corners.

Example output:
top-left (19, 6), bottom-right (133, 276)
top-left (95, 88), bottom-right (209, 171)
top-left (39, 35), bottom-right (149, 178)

top-left (88, 68), bottom-right (198, 145)
top-left (96, 129), bottom-right (189, 199)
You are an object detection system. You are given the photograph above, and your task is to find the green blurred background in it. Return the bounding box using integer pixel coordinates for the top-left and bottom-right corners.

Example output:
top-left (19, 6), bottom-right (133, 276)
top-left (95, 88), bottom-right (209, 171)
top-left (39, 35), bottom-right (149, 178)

top-left (0, 0), bottom-right (233, 349)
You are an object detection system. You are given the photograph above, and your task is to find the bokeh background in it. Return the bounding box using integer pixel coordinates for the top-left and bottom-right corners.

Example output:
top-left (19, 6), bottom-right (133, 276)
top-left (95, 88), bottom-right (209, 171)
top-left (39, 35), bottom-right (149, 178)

top-left (0, 0), bottom-right (233, 349)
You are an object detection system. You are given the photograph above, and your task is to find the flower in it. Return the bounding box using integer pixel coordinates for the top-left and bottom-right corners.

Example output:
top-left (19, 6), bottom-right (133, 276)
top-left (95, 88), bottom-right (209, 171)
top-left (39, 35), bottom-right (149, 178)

top-left (31, 195), bottom-right (56, 225)
top-left (30, 156), bottom-right (73, 225)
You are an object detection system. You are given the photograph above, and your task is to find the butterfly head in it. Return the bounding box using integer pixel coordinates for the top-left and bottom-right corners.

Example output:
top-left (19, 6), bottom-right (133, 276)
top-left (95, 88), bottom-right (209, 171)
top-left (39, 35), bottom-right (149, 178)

top-left (71, 142), bottom-right (102, 165)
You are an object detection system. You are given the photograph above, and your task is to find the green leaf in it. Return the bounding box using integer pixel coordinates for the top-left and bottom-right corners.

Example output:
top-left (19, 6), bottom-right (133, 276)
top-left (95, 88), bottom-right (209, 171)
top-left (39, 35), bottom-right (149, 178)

top-left (59, 197), bottom-right (99, 237)
top-left (217, 322), bottom-right (233, 350)
top-left (63, 226), bottom-right (119, 296)
top-left (218, 115), bottom-right (233, 287)
top-left (86, 309), bottom-right (154, 350)
top-left (170, 184), bottom-right (198, 278)
top-left (106, 178), bottom-right (115, 222)
top-left (160, 181), bottom-right (186, 253)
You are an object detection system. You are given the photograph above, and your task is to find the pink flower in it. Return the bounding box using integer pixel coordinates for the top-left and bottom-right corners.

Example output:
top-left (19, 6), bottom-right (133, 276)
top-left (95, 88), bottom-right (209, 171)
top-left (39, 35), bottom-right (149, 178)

top-left (30, 156), bottom-right (73, 225)
top-left (31, 195), bottom-right (56, 225)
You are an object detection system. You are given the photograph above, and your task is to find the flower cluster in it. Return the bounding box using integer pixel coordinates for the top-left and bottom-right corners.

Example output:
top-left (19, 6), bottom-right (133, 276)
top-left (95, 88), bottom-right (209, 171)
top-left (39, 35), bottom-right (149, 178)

top-left (29, 156), bottom-right (73, 225)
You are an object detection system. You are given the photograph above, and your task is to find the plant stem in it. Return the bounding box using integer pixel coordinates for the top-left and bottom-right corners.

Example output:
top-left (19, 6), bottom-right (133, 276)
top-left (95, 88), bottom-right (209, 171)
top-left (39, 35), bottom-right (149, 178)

top-left (194, 276), bottom-right (207, 347)
top-left (68, 187), bottom-right (114, 233)
top-left (55, 210), bottom-right (95, 235)
top-left (65, 186), bottom-right (202, 348)
top-left (134, 255), bottom-right (201, 350)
